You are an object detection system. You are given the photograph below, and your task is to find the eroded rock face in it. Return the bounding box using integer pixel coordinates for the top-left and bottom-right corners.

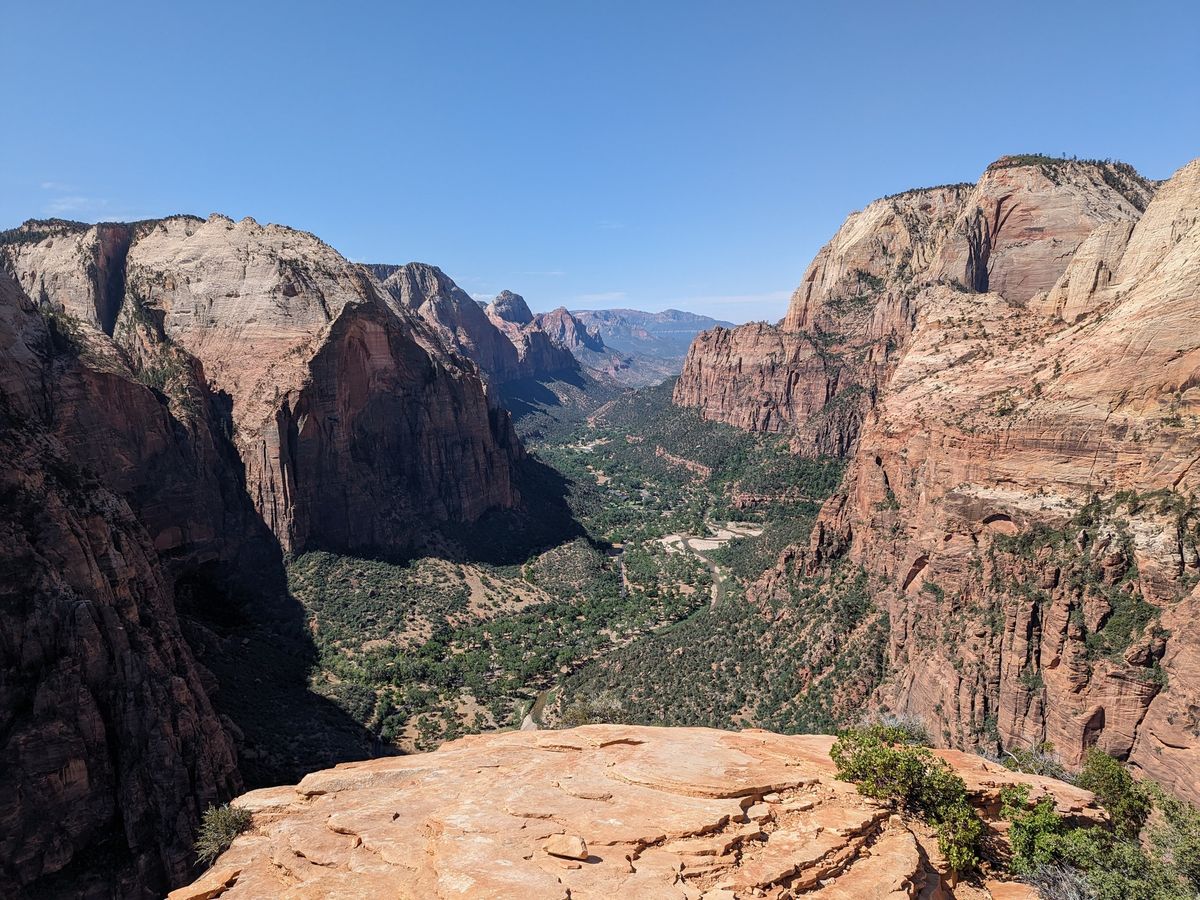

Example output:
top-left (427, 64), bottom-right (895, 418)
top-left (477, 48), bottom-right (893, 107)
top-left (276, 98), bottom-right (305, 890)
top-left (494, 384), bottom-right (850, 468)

top-left (747, 158), bottom-right (1200, 799)
top-left (2, 215), bottom-right (524, 556)
top-left (675, 159), bottom-right (1156, 458)
top-left (171, 725), bottom-right (1099, 900)
top-left (369, 262), bottom-right (524, 382)
top-left (533, 306), bottom-right (605, 353)
top-left (675, 183), bottom-right (971, 455)
top-left (485, 291), bottom-right (582, 379)
top-left (0, 271), bottom-right (242, 896)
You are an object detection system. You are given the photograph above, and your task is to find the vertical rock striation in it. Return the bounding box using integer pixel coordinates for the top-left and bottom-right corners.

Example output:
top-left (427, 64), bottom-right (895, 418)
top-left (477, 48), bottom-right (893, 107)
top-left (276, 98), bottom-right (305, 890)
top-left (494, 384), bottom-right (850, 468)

top-left (3, 215), bottom-right (524, 557)
top-left (733, 158), bottom-right (1200, 800)
top-left (0, 271), bottom-right (242, 896)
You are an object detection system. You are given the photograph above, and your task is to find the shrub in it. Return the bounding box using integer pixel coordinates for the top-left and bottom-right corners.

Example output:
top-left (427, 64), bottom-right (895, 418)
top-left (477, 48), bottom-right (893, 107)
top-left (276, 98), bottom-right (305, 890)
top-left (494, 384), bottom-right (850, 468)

top-left (195, 803), bottom-right (252, 865)
top-left (831, 728), bottom-right (982, 877)
top-left (1001, 784), bottom-right (1066, 872)
top-left (1025, 864), bottom-right (1095, 900)
top-left (1077, 749), bottom-right (1150, 837)
top-left (1003, 742), bottom-right (1074, 783)
top-left (1001, 776), bottom-right (1194, 900)
top-left (1149, 785), bottom-right (1200, 892)
top-left (854, 712), bottom-right (931, 747)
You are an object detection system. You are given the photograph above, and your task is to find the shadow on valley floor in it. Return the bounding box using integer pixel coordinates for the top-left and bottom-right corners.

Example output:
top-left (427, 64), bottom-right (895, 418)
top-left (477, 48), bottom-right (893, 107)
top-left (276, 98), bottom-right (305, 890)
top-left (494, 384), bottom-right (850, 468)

top-left (496, 372), bottom-right (619, 443)
top-left (176, 563), bottom-right (385, 789)
top-left (439, 455), bottom-right (589, 565)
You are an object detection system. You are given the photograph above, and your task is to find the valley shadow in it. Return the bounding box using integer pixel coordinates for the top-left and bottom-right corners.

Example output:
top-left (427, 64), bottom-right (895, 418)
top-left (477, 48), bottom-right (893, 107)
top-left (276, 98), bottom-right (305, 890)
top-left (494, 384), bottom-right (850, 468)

top-left (176, 561), bottom-right (388, 790)
top-left (496, 370), bottom-right (591, 423)
top-left (437, 454), bottom-right (588, 565)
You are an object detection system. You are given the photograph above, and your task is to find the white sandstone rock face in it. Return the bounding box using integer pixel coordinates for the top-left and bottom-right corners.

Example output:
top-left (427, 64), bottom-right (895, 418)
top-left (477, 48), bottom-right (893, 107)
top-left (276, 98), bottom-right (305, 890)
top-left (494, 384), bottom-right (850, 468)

top-left (1, 213), bottom-right (524, 556)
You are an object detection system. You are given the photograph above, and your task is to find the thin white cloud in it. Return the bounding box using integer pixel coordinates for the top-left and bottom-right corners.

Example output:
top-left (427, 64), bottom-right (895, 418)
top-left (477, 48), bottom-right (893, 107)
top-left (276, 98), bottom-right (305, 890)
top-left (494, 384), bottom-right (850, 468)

top-left (40, 180), bottom-right (75, 192)
top-left (597, 220), bottom-right (624, 230)
top-left (470, 292), bottom-right (495, 302)
top-left (45, 195), bottom-right (108, 216)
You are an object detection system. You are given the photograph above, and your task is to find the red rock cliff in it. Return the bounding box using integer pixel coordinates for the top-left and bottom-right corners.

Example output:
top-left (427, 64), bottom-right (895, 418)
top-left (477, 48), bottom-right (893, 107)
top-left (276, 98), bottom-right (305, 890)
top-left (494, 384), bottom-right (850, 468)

top-left (3, 215), bottom-right (524, 556)
top-left (0, 271), bottom-right (243, 896)
top-left (744, 158), bottom-right (1200, 800)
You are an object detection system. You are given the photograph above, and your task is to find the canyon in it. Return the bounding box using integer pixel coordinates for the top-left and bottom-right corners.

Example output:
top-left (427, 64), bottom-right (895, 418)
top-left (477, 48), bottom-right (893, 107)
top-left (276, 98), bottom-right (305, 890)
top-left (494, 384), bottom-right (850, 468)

top-left (3, 152), bottom-right (1198, 899)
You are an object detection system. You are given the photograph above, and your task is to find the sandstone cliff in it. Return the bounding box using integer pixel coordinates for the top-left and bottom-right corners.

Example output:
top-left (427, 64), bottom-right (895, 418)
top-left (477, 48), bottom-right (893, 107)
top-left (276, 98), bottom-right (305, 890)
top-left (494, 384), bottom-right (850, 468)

top-left (172, 725), bottom-right (1098, 899)
top-left (486, 290), bottom-right (582, 379)
top-left (533, 306), bottom-right (605, 352)
top-left (0, 270), bottom-right (243, 896)
top-left (730, 158), bottom-right (1200, 799)
top-left (674, 158), bottom-right (1156, 458)
top-left (0, 215), bottom-right (532, 894)
top-left (2, 215), bottom-right (524, 556)
top-left (369, 262), bottom-right (525, 382)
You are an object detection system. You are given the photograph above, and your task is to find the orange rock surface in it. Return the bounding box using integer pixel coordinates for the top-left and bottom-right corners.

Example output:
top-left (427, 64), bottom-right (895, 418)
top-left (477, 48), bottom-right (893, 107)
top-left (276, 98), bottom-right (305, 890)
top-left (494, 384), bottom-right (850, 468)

top-left (172, 725), bottom-right (1099, 899)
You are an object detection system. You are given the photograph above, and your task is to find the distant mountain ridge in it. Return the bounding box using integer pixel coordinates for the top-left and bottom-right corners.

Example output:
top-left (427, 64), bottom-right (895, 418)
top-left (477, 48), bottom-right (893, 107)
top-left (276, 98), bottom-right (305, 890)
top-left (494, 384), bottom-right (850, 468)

top-left (570, 307), bottom-right (733, 361)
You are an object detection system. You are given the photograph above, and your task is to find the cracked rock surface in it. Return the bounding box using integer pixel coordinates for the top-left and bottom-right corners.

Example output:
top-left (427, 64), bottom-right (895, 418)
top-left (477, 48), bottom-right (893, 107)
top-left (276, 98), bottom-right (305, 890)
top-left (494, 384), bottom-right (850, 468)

top-left (172, 725), bottom-right (1101, 899)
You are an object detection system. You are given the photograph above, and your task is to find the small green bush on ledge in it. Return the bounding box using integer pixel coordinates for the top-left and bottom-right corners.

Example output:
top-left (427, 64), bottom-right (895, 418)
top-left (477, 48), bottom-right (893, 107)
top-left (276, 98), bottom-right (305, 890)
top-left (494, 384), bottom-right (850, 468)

top-left (195, 803), bottom-right (252, 866)
top-left (1000, 751), bottom-right (1200, 900)
top-left (831, 727), bottom-right (982, 880)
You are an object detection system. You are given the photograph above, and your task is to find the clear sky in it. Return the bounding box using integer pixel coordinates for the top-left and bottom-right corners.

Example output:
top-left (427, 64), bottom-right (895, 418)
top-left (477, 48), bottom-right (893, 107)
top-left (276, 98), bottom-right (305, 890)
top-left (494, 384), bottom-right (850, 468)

top-left (1, 1), bottom-right (1197, 323)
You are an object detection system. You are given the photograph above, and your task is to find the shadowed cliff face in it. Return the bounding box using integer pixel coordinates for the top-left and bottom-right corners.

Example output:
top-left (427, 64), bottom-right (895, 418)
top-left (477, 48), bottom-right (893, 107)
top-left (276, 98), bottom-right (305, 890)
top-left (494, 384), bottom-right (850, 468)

top-left (726, 158), bottom-right (1200, 800)
top-left (0, 215), bottom-right (535, 895)
top-left (3, 215), bottom-right (525, 558)
top-left (0, 274), bottom-right (245, 896)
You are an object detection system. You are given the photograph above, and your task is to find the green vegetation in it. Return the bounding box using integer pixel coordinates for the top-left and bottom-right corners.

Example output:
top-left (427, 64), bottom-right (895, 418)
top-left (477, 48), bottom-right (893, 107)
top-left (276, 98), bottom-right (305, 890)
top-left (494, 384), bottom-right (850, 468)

top-left (1000, 751), bottom-right (1200, 900)
top-left (831, 727), bottom-right (982, 880)
top-left (195, 803), bottom-right (252, 866)
top-left (1002, 741), bottom-right (1073, 783)
top-left (991, 493), bottom-right (1192, 668)
top-left (557, 562), bottom-right (888, 735)
top-left (290, 540), bottom-right (709, 747)
top-left (288, 379), bottom-right (846, 748)
top-left (1076, 748), bottom-right (1150, 838)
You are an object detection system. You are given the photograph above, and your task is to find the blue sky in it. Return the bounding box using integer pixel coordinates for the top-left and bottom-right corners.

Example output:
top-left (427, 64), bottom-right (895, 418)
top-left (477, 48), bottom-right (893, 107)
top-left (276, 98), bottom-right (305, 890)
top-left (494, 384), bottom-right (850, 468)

top-left (1, 1), bottom-right (1197, 323)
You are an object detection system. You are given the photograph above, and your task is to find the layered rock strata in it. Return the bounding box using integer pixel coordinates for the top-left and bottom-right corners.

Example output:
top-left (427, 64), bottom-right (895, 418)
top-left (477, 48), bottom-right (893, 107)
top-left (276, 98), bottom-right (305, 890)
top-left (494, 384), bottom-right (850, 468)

top-left (674, 158), bottom-right (1156, 458)
top-left (726, 158), bottom-right (1200, 799)
top-left (172, 725), bottom-right (1101, 899)
top-left (0, 270), bottom-right (243, 896)
top-left (2, 216), bottom-right (523, 556)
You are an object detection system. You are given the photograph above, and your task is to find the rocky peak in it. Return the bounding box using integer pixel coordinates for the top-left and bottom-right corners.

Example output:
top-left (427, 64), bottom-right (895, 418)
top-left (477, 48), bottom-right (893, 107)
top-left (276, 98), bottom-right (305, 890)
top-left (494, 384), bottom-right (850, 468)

top-left (0, 213), bottom-right (525, 557)
top-left (782, 182), bottom-right (971, 333)
top-left (676, 154), bottom-right (1160, 457)
top-left (533, 306), bottom-right (606, 352)
top-left (488, 289), bottom-right (535, 325)
top-left (369, 261), bottom-right (523, 382)
top-left (931, 156), bottom-right (1155, 301)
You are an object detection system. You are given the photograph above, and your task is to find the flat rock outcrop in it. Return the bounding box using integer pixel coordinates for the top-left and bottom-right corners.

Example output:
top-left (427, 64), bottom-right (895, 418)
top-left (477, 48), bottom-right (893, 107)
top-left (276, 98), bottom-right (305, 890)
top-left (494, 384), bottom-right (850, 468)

top-left (172, 725), bottom-right (1099, 899)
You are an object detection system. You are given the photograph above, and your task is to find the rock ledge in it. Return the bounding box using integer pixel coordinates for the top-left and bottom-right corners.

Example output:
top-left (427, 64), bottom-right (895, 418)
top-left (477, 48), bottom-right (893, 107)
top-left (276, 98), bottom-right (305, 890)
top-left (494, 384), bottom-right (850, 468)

top-left (172, 725), bottom-right (1100, 899)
